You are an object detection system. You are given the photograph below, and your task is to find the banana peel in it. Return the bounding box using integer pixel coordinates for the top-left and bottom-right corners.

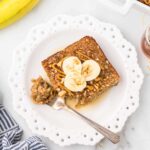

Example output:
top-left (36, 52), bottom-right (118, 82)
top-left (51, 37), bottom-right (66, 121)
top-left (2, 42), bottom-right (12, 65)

top-left (0, 0), bottom-right (39, 29)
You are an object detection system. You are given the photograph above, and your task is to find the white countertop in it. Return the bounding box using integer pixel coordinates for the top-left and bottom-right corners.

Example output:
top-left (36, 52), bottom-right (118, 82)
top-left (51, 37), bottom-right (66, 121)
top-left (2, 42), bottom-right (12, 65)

top-left (0, 0), bottom-right (150, 150)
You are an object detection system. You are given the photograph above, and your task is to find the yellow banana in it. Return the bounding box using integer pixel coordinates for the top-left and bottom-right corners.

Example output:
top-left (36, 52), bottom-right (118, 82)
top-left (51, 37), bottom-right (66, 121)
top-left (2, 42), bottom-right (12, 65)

top-left (0, 0), bottom-right (39, 29)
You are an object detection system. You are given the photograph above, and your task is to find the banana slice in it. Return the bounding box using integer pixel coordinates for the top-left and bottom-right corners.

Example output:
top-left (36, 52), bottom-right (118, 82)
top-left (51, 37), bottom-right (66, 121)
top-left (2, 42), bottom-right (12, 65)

top-left (82, 60), bottom-right (100, 81)
top-left (64, 73), bottom-right (86, 92)
top-left (62, 56), bottom-right (82, 74)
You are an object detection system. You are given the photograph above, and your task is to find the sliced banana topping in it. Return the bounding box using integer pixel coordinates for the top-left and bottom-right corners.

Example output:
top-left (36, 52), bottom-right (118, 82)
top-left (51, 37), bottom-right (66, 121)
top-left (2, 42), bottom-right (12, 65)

top-left (62, 56), bottom-right (101, 92)
top-left (64, 73), bottom-right (86, 92)
top-left (82, 60), bottom-right (101, 81)
top-left (62, 56), bottom-right (82, 75)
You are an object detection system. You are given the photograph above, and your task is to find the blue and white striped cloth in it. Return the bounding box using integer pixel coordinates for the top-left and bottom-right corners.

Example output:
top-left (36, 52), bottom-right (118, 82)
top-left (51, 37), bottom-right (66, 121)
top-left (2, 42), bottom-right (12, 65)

top-left (0, 104), bottom-right (48, 150)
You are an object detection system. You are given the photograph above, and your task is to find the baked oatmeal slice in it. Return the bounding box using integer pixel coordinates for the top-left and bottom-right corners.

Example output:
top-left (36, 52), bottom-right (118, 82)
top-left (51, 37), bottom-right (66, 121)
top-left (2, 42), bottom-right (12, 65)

top-left (42, 36), bottom-right (120, 106)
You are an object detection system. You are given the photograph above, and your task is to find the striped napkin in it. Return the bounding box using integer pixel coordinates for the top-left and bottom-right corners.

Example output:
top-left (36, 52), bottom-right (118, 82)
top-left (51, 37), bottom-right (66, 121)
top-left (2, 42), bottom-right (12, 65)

top-left (0, 104), bottom-right (48, 150)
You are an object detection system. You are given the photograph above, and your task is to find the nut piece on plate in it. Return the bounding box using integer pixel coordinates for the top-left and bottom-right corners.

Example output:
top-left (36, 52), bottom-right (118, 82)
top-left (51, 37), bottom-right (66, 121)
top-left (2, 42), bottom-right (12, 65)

top-left (31, 76), bottom-right (57, 104)
top-left (42, 36), bottom-right (120, 106)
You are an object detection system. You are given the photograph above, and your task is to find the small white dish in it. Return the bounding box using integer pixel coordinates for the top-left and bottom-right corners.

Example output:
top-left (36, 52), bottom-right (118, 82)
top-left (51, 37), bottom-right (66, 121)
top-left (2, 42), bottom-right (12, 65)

top-left (99, 0), bottom-right (150, 15)
top-left (9, 15), bottom-right (144, 146)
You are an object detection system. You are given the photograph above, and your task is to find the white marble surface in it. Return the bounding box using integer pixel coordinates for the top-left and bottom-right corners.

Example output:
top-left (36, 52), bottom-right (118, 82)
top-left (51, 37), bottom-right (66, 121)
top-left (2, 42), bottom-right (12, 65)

top-left (0, 0), bottom-right (150, 150)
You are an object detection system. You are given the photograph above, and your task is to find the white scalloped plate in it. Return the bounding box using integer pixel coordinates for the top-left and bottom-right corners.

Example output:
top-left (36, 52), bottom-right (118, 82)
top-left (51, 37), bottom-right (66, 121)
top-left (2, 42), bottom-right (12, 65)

top-left (8, 15), bottom-right (144, 146)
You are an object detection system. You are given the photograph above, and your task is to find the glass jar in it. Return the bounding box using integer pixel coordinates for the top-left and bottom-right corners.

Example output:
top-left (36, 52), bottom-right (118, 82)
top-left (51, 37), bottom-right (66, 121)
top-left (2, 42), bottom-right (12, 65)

top-left (141, 26), bottom-right (150, 58)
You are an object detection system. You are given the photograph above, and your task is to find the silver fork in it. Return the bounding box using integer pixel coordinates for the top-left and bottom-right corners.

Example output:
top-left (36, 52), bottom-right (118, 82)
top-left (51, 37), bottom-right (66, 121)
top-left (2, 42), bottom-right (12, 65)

top-left (48, 97), bottom-right (120, 144)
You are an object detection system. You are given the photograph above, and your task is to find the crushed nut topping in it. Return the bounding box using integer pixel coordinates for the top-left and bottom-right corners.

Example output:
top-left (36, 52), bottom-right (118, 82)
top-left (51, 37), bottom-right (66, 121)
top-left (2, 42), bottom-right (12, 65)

top-left (31, 76), bottom-right (57, 104)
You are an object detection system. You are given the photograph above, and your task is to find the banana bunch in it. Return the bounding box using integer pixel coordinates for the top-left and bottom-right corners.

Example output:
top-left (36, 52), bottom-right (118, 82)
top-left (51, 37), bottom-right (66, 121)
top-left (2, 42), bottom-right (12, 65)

top-left (62, 56), bottom-right (101, 92)
top-left (0, 0), bottom-right (39, 29)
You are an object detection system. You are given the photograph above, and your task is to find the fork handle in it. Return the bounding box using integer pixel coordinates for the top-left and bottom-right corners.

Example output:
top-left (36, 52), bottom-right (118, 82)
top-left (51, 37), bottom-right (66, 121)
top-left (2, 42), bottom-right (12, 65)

top-left (65, 105), bottom-right (120, 144)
